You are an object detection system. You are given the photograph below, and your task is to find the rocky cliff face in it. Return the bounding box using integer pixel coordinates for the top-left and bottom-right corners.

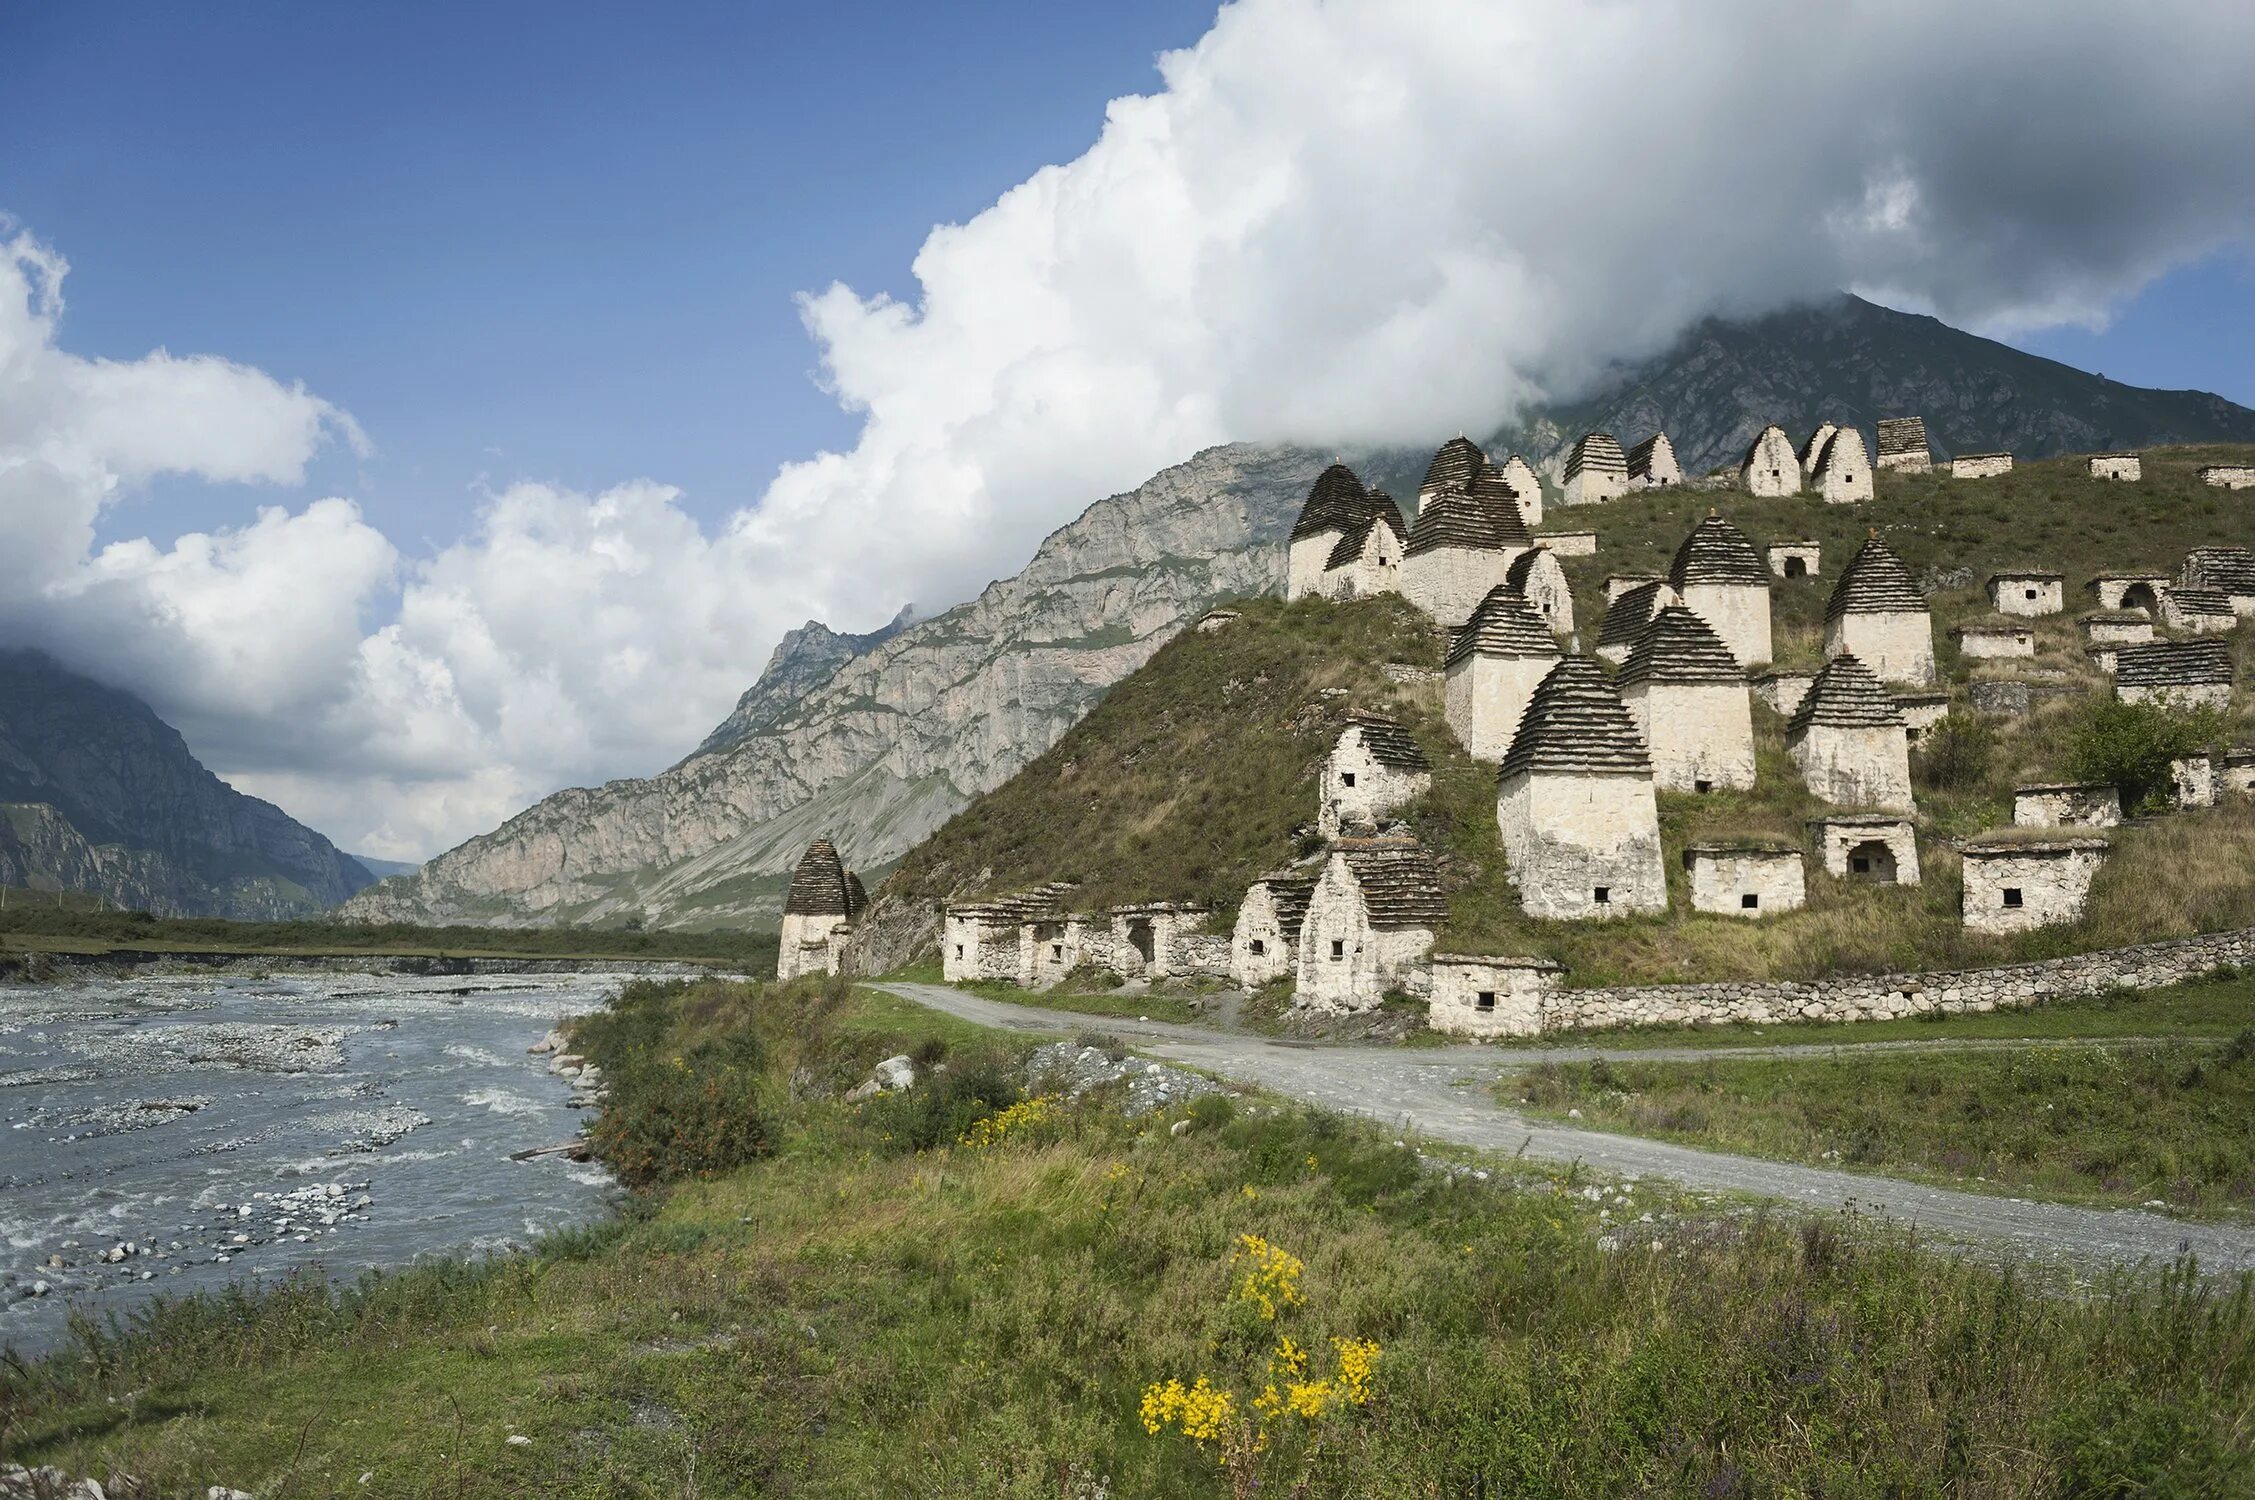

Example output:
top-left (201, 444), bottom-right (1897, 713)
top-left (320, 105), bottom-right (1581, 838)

top-left (0, 651), bottom-right (374, 918)
top-left (348, 296), bottom-right (2255, 931)
top-left (341, 444), bottom-right (1324, 929)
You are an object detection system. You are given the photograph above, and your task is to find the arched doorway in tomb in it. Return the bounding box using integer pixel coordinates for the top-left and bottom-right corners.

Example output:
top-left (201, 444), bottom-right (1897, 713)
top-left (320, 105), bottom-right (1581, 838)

top-left (2120, 582), bottom-right (2159, 612)
top-left (1845, 840), bottom-right (1898, 883)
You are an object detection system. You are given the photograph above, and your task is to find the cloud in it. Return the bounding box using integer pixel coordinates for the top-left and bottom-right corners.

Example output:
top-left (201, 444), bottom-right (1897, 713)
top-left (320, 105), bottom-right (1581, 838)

top-left (6, 0), bottom-right (2255, 862)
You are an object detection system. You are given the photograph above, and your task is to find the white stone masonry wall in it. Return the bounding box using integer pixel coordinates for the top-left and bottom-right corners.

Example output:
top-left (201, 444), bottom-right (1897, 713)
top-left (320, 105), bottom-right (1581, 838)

top-left (1446, 652), bottom-right (1556, 762)
top-left (1231, 884), bottom-right (1297, 987)
top-left (1789, 723), bottom-right (1913, 809)
top-left (1321, 728), bottom-right (1433, 836)
top-left (1496, 771), bottom-right (1668, 920)
top-left (2200, 466), bottom-right (2255, 490)
top-left (2089, 455), bottom-right (2141, 481)
top-left (1741, 429), bottom-right (1800, 497)
top-left (1401, 545), bottom-right (1519, 631)
top-left (1825, 611), bottom-right (1936, 686)
top-left (2012, 785), bottom-right (2122, 829)
top-left (1956, 628), bottom-right (2034, 660)
top-left (1688, 851), bottom-right (1806, 917)
top-left (1952, 454), bottom-right (2014, 479)
top-left (1680, 581), bottom-right (1772, 669)
top-left (778, 912), bottom-right (848, 979)
top-left (1989, 578), bottom-right (2064, 617)
top-left (1622, 680), bottom-right (1756, 792)
top-left (1962, 848), bottom-right (2106, 934)
top-left (1286, 534), bottom-right (1339, 602)
top-left (1813, 820), bottom-right (1920, 884)
top-left (1426, 958), bottom-right (1561, 1038)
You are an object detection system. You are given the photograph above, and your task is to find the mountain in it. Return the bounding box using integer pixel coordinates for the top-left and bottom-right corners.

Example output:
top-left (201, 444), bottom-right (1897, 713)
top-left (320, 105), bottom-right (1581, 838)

top-left (0, 651), bottom-right (375, 918)
top-left (349, 853), bottom-right (424, 881)
top-left (694, 605), bottom-right (917, 757)
top-left (344, 294), bottom-right (2255, 931)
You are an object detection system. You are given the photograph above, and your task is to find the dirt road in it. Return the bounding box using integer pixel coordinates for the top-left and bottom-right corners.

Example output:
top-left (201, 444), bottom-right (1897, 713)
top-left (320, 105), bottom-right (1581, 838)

top-left (876, 981), bottom-right (2255, 1275)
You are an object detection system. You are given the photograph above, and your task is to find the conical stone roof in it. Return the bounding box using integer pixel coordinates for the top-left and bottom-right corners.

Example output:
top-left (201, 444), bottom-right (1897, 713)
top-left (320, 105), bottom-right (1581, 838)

top-left (784, 838), bottom-right (863, 917)
top-left (1447, 586), bottom-right (1562, 668)
top-left (2183, 545), bottom-right (2255, 595)
top-left (1364, 487), bottom-right (1408, 541)
top-left (1617, 605), bottom-right (1744, 688)
top-left (1334, 838), bottom-right (1450, 928)
top-left (1669, 510), bottom-right (1767, 587)
top-left (1345, 712), bottom-right (1431, 772)
top-left (1499, 656), bottom-right (1652, 779)
top-left (1468, 463), bottom-right (1535, 542)
top-left (1290, 463), bottom-right (1368, 542)
top-left (1787, 654), bottom-right (1906, 734)
top-left (1565, 431), bottom-right (1627, 480)
top-left (1255, 872), bottom-right (1316, 942)
top-left (1405, 486), bottom-right (1513, 557)
top-left (2117, 639), bottom-right (2234, 688)
top-left (1323, 516), bottom-right (1385, 569)
top-left (1504, 546), bottom-right (1559, 597)
top-left (1419, 436), bottom-right (1486, 498)
top-left (1876, 416), bottom-right (1928, 457)
top-left (1595, 580), bottom-right (1679, 655)
top-left (1825, 533), bottom-right (1927, 622)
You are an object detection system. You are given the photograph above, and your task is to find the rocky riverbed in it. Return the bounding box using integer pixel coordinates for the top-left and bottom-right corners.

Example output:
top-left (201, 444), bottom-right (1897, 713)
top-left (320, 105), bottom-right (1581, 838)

top-left (0, 962), bottom-right (683, 1355)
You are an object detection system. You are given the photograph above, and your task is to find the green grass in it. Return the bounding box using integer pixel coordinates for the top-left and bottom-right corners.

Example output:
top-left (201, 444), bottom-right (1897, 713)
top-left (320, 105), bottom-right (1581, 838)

top-left (953, 978), bottom-right (1202, 1025)
top-left (0, 904), bottom-right (780, 970)
top-left (8, 978), bottom-right (2253, 1496)
top-left (1504, 1032), bottom-right (2255, 1218)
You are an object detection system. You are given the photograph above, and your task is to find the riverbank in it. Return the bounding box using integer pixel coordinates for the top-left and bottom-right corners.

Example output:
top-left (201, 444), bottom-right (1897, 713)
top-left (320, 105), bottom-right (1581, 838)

top-left (6, 975), bottom-right (2250, 1496)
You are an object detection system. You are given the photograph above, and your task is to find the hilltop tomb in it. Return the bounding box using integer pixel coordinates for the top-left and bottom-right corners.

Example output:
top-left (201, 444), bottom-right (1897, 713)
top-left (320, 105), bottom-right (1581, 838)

top-left (1810, 428), bottom-right (1873, 504)
top-left (2013, 782), bottom-right (2122, 830)
top-left (1498, 454), bottom-right (1545, 524)
top-left (1684, 843), bottom-right (1806, 918)
top-left (1503, 545), bottom-right (1575, 635)
top-left (2180, 546), bottom-right (2255, 615)
top-left (1561, 432), bottom-right (1629, 507)
top-left (1605, 573), bottom-right (1667, 603)
top-left (1823, 532), bottom-right (1936, 685)
top-left (1495, 656), bottom-right (1668, 920)
top-left (2087, 572), bottom-right (2169, 612)
top-left (1951, 452), bottom-right (2014, 479)
top-left (2223, 749), bottom-right (2255, 797)
top-left (1445, 588), bottom-right (1563, 760)
top-left (2173, 754), bottom-right (2220, 809)
top-left (1400, 479), bottom-right (1531, 629)
top-left (1313, 509), bottom-right (1405, 602)
top-left (1425, 955), bottom-right (1563, 1039)
top-left (2116, 639), bottom-right (2234, 709)
top-left (2160, 587), bottom-right (2237, 634)
top-left (1739, 424), bottom-right (1801, 497)
top-left (1617, 605), bottom-right (1756, 792)
top-left (1594, 579), bottom-right (1681, 666)
top-left (1668, 509), bottom-right (1772, 668)
top-left (1286, 463), bottom-right (1373, 600)
top-left (1752, 669), bottom-right (1816, 717)
top-left (776, 837), bottom-right (869, 979)
top-left (1893, 690), bottom-right (1950, 745)
top-left (1230, 873), bottom-right (1314, 988)
top-left (1294, 837), bottom-right (1449, 1012)
top-left (2089, 452), bottom-right (2142, 481)
top-left (1960, 836), bottom-right (2107, 934)
top-left (1809, 814), bottom-right (1920, 885)
top-left (1952, 623), bottom-right (2035, 660)
top-left (2200, 465), bottom-right (2255, 490)
top-left (1536, 529), bottom-right (1597, 556)
top-left (1625, 432), bottom-right (1682, 489)
top-left (1875, 416), bottom-right (1931, 473)
top-left (1767, 540), bottom-right (1821, 579)
top-left (1786, 654), bottom-right (1913, 809)
top-left (1319, 713), bottom-right (1432, 837)
top-left (1417, 436), bottom-right (1486, 507)
top-left (1798, 422), bottom-right (1839, 477)
top-left (1987, 570), bottom-right (2065, 617)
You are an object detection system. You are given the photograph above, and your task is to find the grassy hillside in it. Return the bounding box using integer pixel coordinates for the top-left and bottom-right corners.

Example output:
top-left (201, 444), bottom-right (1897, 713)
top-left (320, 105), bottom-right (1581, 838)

top-left (877, 447), bottom-right (2255, 984)
top-left (11, 977), bottom-right (2251, 1496)
top-left (881, 594), bottom-right (1445, 915)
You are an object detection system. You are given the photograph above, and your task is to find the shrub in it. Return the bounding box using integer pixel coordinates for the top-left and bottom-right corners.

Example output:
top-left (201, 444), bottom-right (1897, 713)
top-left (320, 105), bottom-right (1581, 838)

top-left (2065, 697), bottom-right (2233, 813)
top-left (865, 1057), bottom-right (1025, 1153)
top-left (585, 1027), bottom-right (774, 1187)
top-left (1914, 712), bottom-right (1996, 792)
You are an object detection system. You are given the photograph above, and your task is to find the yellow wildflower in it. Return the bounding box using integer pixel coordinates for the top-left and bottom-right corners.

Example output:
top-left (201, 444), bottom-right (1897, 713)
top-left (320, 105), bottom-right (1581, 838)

top-left (1139, 1376), bottom-right (1236, 1442)
top-left (958, 1094), bottom-right (1058, 1149)
top-left (1229, 1234), bottom-right (1305, 1321)
top-left (1285, 1380), bottom-right (1334, 1419)
top-left (1331, 1337), bottom-right (1381, 1406)
top-left (1269, 1335), bottom-right (1308, 1376)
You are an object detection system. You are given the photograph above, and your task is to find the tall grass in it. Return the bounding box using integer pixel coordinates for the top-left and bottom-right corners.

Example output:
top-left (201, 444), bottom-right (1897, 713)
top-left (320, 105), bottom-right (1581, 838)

top-left (6, 981), bottom-right (2252, 1496)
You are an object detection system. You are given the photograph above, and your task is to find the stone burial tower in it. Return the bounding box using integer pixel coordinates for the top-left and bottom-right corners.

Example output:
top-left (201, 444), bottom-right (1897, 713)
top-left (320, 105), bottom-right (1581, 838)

top-left (1319, 713), bottom-right (1433, 836)
top-left (1561, 432), bottom-right (1629, 507)
top-left (1495, 656), bottom-right (1667, 920)
top-left (1810, 427), bottom-right (1872, 504)
top-left (1739, 424), bottom-right (1801, 497)
top-left (1286, 463), bottom-right (1403, 601)
top-left (1786, 654), bottom-right (1913, 810)
top-left (1669, 509), bottom-right (1772, 669)
top-left (1617, 605), bottom-right (1756, 793)
top-left (1400, 470), bottom-right (1533, 630)
top-left (1444, 587), bottom-right (1562, 762)
top-left (1823, 531), bottom-right (1936, 686)
top-left (777, 837), bottom-right (869, 980)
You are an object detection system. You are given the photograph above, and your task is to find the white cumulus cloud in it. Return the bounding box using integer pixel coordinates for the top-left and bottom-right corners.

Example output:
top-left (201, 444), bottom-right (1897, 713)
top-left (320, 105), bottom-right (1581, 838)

top-left (5, 0), bottom-right (2255, 863)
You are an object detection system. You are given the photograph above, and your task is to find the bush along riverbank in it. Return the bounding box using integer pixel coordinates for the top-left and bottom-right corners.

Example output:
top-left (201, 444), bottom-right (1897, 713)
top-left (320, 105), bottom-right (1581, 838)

top-left (5, 977), bottom-right (2254, 1496)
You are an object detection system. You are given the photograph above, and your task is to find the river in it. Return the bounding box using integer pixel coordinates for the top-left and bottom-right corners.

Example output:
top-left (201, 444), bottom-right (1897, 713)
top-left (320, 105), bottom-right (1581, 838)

top-left (0, 962), bottom-right (668, 1356)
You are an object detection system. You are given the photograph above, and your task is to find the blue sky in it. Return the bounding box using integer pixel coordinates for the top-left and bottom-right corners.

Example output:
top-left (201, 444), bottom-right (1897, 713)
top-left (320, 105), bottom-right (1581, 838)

top-left (1, 0), bottom-right (1220, 549)
top-left (4, 0), bottom-right (2253, 861)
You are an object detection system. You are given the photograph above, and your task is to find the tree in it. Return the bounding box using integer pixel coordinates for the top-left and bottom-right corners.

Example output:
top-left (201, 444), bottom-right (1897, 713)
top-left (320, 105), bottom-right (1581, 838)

top-left (2064, 697), bottom-right (2233, 813)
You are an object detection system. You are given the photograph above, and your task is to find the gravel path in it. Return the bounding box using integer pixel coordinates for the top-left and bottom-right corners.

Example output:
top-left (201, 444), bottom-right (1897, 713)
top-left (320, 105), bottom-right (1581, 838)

top-left (877, 982), bottom-right (2255, 1275)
